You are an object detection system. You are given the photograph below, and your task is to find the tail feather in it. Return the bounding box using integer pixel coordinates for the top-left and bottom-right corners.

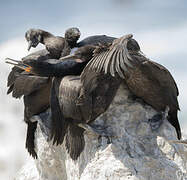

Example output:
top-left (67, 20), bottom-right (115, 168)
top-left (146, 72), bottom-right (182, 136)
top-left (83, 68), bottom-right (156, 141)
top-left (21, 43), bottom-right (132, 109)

top-left (25, 121), bottom-right (38, 158)
top-left (50, 78), bottom-right (68, 145)
top-left (168, 110), bottom-right (181, 140)
top-left (65, 123), bottom-right (85, 160)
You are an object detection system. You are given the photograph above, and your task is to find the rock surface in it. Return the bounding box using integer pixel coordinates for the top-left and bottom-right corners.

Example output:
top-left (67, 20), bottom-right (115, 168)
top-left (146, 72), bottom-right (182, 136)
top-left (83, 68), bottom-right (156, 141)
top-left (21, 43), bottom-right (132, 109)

top-left (15, 83), bottom-right (187, 180)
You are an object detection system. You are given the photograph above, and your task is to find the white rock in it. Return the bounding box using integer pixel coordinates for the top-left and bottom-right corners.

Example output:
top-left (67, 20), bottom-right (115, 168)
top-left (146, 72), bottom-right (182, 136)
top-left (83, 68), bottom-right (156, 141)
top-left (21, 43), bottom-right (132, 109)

top-left (15, 83), bottom-right (187, 180)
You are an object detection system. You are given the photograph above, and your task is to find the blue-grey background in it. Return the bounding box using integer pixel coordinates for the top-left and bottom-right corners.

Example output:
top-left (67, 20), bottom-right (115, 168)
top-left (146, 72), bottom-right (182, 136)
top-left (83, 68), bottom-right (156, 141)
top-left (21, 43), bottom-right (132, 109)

top-left (0, 0), bottom-right (187, 179)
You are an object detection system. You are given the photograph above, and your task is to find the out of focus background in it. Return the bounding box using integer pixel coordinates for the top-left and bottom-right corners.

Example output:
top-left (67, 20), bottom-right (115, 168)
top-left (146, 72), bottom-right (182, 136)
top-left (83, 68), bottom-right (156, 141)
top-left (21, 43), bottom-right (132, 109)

top-left (0, 0), bottom-right (187, 179)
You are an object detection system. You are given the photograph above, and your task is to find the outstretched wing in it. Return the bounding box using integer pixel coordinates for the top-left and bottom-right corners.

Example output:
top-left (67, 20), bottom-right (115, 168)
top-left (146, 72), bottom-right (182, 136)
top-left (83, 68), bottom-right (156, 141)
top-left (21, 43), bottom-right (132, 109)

top-left (81, 34), bottom-right (143, 79)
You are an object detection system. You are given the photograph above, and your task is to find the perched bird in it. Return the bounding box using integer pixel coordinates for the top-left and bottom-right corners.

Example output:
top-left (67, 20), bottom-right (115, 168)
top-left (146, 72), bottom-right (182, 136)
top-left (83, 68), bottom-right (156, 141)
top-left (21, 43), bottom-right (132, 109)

top-left (6, 49), bottom-right (52, 158)
top-left (6, 35), bottom-right (117, 160)
top-left (25, 27), bottom-right (81, 58)
top-left (80, 34), bottom-right (181, 140)
top-left (6, 27), bottom-right (82, 158)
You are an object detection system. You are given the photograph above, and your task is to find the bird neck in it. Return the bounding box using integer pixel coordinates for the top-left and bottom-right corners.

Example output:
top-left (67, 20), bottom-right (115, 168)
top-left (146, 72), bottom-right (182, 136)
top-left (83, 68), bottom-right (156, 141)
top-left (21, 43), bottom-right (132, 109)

top-left (66, 37), bottom-right (79, 48)
top-left (38, 30), bottom-right (54, 45)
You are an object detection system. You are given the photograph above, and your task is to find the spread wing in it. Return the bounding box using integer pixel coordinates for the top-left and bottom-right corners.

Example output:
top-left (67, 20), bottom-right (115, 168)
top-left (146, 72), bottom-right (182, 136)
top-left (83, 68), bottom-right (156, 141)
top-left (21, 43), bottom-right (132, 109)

top-left (81, 34), bottom-right (143, 79)
top-left (81, 34), bottom-right (179, 99)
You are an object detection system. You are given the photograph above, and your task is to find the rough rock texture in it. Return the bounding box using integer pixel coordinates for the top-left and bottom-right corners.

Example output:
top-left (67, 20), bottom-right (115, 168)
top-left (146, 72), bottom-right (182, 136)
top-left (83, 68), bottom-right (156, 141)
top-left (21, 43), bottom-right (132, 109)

top-left (15, 83), bottom-right (187, 180)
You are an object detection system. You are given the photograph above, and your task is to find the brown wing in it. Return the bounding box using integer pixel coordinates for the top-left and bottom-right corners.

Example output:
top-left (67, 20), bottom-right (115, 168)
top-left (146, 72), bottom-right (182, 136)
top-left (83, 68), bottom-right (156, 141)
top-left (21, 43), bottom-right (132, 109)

top-left (7, 49), bottom-right (53, 96)
top-left (58, 76), bottom-right (91, 122)
top-left (81, 34), bottom-right (142, 79)
top-left (139, 60), bottom-right (179, 110)
top-left (81, 69), bottom-right (121, 122)
top-left (58, 73), bottom-right (121, 123)
top-left (7, 66), bottom-right (23, 87)
top-left (141, 60), bottom-right (179, 96)
top-left (12, 74), bottom-right (49, 98)
top-left (24, 79), bottom-right (51, 118)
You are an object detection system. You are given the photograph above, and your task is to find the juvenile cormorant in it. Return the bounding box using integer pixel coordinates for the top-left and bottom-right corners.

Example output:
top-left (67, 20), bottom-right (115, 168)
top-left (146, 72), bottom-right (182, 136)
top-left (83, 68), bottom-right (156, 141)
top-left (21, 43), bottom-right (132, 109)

top-left (25, 27), bottom-right (81, 58)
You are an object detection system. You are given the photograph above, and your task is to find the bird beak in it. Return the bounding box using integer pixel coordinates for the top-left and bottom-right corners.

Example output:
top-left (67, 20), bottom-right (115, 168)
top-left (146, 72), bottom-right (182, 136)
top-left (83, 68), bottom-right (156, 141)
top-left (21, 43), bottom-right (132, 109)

top-left (75, 59), bottom-right (84, 63)
top-left (5, 58), bottom-right (20, 63)
top-left (59, 54), bottom-right (77, 61)
top-left (5, 58), bottom-right (32, 72)
top-left (169, 140), bottom-right (187, 145)
top-left (28, 41), bottom-right (32, 51)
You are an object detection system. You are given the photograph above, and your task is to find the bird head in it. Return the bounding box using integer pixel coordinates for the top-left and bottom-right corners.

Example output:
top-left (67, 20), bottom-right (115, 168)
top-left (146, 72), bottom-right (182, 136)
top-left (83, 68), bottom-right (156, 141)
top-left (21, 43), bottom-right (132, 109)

top-left (127, 38), bottom-right (140, 52)
top-left (65, 27), bottom-right (81, 46)
top-left (59, 45), bottom-right (96, 62)
top-left (25, 29), bottom-right (43, 51)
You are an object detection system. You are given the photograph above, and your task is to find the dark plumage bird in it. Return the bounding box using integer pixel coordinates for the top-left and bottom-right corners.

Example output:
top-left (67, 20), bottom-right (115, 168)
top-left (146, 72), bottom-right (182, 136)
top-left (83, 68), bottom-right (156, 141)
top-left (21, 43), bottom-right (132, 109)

top-left (6, 27), bottom-right (81, 158)
top-left (79, 34), bottom-right (181, 140)
top-left (7, 35), bottom-right (117, 160)
top-left (6, 49), bottom-right (53, 158)
top-left (25, 27), bottom-right (81, 58)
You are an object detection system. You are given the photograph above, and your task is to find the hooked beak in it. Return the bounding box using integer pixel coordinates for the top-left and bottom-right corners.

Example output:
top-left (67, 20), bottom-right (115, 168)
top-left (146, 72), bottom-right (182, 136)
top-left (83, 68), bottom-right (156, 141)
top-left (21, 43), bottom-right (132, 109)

top-left (28, 41), bottom-right (32, 51)
top-left (59, 54), bottom-right (77, 61)
top-left (59, 54), bottom-right (84, 63)
top-left (169, 140), bottom-right (187, 145)
top-left (5, 58), bottom-right (32, 72)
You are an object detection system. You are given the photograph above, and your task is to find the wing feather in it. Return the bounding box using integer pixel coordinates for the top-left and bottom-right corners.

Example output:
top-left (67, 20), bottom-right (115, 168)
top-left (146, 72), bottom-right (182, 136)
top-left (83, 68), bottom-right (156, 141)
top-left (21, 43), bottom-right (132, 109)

top-left (12, 75), bottom-right (49, 98)
top-left (81, 34), bottom-right (135, 82)
top-left (116, 50), bottom-right (125, 78)
top-left (97, 51), bottom-right (109, 72)
top-left (110, 48), bottom-right (118, 76)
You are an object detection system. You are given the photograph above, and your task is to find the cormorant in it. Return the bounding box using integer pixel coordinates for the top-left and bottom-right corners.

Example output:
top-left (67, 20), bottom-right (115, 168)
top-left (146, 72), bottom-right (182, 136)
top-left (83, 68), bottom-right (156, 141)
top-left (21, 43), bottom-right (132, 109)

top-left (6, 35), bottom-right (117, 160)
top-left (7, 49), bottom-right (53, 158)
top-left (78, 34), bottom-right (181, 140)
top-left (6, 27), bottom-right (82, 158)
top-left (7, 34), bottom-right (181, 160)
top-left (25, 27), bottom-right (81, 58)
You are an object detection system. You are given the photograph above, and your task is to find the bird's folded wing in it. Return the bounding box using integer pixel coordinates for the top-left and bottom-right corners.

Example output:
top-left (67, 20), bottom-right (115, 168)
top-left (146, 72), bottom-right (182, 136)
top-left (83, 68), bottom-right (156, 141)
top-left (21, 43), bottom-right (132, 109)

top-left (12, 74), bottom-right (49, 98)
top-left (140, 60), bottom-right (179, 96)
top-left (7, 66), bottom-right (24, 88)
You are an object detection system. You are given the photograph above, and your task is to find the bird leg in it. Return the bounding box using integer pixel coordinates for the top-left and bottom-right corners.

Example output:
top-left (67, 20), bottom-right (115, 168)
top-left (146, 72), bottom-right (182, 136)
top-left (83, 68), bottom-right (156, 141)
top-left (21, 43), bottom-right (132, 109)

top-left (148, 106), bottom-right (169, 131)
